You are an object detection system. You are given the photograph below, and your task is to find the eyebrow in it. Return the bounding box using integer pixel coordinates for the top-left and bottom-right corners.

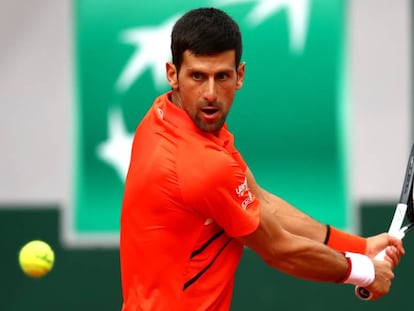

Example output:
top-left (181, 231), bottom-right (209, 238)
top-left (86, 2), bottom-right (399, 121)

top-left (185, 66), bottom-right (235, 73)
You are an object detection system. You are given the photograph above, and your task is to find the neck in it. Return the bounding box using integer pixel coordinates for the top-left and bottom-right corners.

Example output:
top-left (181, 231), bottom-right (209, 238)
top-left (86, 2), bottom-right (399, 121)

top-left (170, 91), bottom-right (183, 109)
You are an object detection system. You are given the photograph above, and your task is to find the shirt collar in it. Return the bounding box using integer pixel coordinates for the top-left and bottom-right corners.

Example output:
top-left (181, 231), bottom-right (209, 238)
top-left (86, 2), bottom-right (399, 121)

top-left (155, 91), bottom-right (232, 148)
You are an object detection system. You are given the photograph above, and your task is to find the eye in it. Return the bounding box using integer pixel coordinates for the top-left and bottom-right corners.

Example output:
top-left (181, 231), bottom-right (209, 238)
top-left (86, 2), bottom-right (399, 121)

top-left (216, 72), bottom-right (230, 81)
top-left (192, 72), bottom-right (203, 80)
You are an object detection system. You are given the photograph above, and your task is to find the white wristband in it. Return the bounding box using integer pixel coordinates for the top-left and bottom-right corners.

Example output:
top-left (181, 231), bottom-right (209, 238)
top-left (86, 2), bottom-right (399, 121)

top-left (343, 252), bottom-right (375, 287)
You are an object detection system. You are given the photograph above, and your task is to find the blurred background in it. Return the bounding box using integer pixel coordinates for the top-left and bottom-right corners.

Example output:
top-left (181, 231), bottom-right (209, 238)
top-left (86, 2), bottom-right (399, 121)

top-left (0, 0), bottom-right (412, 310)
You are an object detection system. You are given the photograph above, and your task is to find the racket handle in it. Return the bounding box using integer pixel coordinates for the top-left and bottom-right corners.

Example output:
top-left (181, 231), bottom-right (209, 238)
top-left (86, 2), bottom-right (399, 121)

top-left (355, 285), bottom-right (374, 300)
top-left (354, 249), bottom-right (386, 300)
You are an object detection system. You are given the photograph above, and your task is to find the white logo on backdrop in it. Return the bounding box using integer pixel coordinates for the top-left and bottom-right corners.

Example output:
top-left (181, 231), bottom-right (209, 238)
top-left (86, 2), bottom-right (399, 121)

top-left (96, 0), bottom-right (311, 182)
top-left (215, 0), bottom-right (310, 53)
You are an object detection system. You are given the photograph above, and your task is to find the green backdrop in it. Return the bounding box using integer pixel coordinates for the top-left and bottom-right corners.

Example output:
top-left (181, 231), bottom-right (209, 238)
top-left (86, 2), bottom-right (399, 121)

top-left (73, 0), bottom-right (349, 242)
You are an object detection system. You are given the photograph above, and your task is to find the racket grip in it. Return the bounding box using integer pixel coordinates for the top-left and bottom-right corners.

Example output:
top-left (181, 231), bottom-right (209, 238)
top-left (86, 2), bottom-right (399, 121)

top-left (354, 249), bottom-right (386, 300)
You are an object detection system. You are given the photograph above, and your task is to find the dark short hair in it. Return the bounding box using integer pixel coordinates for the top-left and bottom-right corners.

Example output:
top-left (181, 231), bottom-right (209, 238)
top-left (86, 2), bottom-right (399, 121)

top-left (171, 8), bottom-right (243, 72)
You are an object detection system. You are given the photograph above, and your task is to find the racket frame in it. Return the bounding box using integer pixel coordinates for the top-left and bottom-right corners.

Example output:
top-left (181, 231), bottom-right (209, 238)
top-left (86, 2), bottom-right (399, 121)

top-left (355, 144), bottom-right (414, 300)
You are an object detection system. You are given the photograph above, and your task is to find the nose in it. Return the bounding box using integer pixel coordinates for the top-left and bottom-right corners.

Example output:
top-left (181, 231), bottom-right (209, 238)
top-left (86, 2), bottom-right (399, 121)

top-left (203, 78), bottom-right (217, 103)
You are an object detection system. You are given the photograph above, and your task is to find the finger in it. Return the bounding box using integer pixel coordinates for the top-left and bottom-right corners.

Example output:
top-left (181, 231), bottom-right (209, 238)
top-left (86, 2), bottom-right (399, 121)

top-left (384, 247), bottom-right (402, 268)
top-left (387, 235), bottom-right (406, 254)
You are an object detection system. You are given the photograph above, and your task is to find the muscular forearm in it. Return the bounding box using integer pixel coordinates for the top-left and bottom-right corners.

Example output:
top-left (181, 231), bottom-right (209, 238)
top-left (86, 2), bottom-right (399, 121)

top-left (245, 168), bottom-right (328, 241)
top-left (262, 190), bottom-right (328, 242)
top-left (262, 230), bottom-right (349, 282)
top-left (263, 190), bottom-right (367, 253)
top-left (241, 205), bottom-right (374, 286)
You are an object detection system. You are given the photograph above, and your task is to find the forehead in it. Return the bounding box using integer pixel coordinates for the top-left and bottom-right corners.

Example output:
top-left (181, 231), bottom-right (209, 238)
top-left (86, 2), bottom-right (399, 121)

top-left (181, 50), bottom-right (237, 72)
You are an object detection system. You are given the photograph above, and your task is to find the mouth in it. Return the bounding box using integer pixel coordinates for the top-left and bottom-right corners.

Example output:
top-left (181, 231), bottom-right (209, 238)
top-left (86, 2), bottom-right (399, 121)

top-left (200, 107), bottom-right (220, 122)
top-left (201, 107), bottom-right (220, 116)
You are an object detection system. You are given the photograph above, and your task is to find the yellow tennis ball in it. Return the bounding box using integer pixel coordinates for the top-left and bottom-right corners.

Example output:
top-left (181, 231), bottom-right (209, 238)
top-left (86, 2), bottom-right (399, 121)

top-left (19, 240), bottom-right (55, 278)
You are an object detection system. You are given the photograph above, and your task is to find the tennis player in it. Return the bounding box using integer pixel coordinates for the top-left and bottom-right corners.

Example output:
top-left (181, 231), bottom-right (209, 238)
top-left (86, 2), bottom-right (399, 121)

top-left (119, 7), bottom-right (405, 311)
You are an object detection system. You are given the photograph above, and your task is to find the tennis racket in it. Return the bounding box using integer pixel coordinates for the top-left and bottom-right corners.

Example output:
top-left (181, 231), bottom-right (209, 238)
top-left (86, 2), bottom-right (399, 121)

top-left (355, 143), bottom-right (414, 300)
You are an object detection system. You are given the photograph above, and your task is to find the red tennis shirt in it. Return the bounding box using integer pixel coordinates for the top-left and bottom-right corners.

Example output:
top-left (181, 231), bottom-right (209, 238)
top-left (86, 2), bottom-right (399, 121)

top-left (120, 92), bottom-right (260, 311)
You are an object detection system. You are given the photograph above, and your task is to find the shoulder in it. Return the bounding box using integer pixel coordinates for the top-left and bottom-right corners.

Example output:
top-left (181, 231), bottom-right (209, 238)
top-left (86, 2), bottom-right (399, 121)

top-left (180, 139), bottom-right (241, 179)
top-left (177, 140), bottom-right (246, 202)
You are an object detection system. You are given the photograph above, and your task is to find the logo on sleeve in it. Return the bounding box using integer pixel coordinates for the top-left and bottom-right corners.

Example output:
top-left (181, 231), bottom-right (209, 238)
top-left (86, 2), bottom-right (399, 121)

top-left (235, 177), bottom-right (254, 210)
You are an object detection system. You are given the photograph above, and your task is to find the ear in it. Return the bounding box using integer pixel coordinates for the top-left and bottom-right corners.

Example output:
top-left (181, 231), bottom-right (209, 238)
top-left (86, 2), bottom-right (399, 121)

top-left (235, 62), bottom-right (246, 90)
top-left (166, 62), bottom-right (179, 89)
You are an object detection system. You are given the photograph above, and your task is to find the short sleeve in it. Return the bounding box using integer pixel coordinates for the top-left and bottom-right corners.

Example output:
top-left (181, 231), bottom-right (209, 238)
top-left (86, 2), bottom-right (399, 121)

top-left (179, 147), bottom-right (260, 237)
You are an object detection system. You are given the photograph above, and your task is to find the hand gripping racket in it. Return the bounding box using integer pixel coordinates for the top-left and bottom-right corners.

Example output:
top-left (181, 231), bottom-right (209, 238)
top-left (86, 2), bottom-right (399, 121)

top-left (355, 143), bottom-right (414, 300)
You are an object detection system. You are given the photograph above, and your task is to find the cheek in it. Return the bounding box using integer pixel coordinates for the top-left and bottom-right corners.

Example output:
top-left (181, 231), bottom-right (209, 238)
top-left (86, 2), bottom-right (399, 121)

top-left (223, 88), bottom-right (236, 103)
top-left (178, 89), bottom-right (199, 114)
top-left (182, 84), bottom-right (203, 103)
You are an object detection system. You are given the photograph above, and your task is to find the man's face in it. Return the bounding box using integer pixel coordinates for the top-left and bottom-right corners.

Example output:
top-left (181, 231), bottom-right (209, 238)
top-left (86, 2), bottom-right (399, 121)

top-left (166, 50), bottom-right (245, 135)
